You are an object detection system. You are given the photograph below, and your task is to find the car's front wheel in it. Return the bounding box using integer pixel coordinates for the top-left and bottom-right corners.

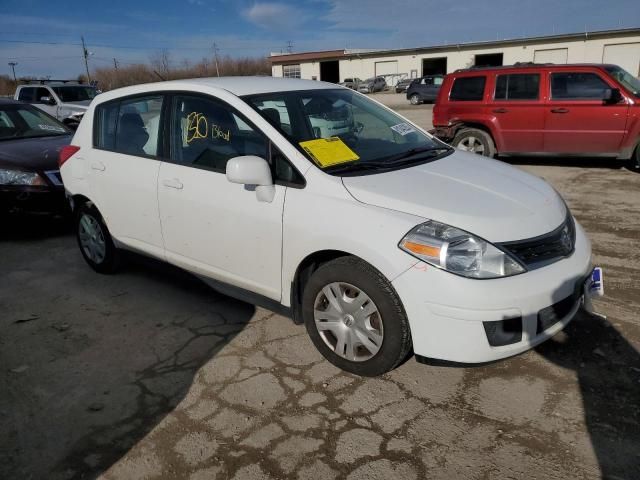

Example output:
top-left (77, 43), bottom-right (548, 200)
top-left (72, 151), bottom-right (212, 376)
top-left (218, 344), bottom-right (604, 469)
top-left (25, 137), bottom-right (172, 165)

top-left (632, 144), bottom-right (640, 171)
top-left (302, 256), bottom-right (412, 376)
top-left (76, 203), bottom-right (120, 274)
top-left (409, 93), bottom-right (421, 105)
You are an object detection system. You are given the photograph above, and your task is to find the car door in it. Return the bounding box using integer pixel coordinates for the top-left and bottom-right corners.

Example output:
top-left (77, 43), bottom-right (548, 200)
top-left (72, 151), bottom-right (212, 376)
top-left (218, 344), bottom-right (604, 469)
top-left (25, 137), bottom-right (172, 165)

top-left (157, 93), bottom-right (286, 300)
top-left (89, 94), bottom-right (166, 257)
top-left (544, 70), bottom-right (629, 153)
top-left (491, 71), bottom-right (545, 153)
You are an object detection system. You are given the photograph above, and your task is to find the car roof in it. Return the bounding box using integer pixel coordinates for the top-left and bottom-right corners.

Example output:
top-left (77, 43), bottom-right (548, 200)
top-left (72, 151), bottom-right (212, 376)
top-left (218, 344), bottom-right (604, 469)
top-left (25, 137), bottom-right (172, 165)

top-left (0, 98), bottom-right (23, 105)
top-left (107, 77), bottom-right (339, 100)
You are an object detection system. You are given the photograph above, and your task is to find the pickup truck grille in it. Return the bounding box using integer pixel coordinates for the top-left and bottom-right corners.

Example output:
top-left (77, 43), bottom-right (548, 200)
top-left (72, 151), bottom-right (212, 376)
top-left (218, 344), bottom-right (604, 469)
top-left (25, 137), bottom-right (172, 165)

top-left (499, 214), bottom-right (575, 267)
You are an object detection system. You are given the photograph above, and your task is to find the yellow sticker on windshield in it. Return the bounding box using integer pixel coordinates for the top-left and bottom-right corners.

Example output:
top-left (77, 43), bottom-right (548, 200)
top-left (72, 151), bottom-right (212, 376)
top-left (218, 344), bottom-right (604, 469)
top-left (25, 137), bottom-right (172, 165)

top-left (299, 137), bottom-right (359, 168)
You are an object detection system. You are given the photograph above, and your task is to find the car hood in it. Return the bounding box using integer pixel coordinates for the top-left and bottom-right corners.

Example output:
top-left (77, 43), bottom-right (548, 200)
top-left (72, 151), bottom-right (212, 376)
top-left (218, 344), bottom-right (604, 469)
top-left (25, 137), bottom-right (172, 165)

top-left (341, 151), bottom-right (567, 243)
top-left (0, 135), bottom-right (72, 171)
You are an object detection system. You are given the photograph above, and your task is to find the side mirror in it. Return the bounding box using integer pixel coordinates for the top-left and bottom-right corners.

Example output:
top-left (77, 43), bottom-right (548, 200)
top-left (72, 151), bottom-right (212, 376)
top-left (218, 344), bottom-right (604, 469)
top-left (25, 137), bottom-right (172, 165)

top-left (226, 155), bottom-right (275, 203)
top-left (40, 96), bottom-right (56, 105)
top-left (603, 88), bottom-right (623, 104)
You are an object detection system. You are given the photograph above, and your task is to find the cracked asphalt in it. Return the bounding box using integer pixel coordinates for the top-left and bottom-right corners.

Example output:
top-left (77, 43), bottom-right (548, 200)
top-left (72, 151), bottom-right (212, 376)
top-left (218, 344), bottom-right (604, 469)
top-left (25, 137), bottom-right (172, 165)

top-left (1, 94), bottom-right (639, 480)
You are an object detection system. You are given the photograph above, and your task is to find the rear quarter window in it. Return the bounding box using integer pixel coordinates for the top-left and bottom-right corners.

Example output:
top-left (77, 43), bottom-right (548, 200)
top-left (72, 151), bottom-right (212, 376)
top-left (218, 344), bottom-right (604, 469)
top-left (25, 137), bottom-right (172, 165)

top-left (450, 76), bottom-right (486, 101)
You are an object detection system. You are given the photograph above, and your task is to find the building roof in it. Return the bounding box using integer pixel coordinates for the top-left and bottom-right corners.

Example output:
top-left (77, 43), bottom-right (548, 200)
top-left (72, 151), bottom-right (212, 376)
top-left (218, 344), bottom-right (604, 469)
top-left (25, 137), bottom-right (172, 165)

top-left (269, 27), bottom-right (640, 64)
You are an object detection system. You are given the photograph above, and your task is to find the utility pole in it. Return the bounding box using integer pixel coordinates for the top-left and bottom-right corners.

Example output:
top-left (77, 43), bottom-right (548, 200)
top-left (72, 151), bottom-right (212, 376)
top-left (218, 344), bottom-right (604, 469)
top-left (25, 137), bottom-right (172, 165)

top-left (113, 58), bottom-right (118, 70)
top-left (81, 36), bottom-right (92, 83)
top-left (8, 61), bottom-right (17, 83)
top-left (213, 42), bottom-right (220, 77)
top-left (287, 40), bottom-right (293, 54)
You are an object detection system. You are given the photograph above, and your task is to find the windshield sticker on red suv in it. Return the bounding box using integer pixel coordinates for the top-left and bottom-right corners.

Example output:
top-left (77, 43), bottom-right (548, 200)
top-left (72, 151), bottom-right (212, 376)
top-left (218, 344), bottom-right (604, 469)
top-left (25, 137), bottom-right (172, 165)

top-left (390, 123), bottom-right (416, 136)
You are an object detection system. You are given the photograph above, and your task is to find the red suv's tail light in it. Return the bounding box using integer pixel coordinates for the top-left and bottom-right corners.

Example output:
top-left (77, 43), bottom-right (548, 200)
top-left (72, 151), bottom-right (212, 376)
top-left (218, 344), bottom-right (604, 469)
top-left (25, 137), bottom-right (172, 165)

top-left (58, 145), bottom-right (80, 168)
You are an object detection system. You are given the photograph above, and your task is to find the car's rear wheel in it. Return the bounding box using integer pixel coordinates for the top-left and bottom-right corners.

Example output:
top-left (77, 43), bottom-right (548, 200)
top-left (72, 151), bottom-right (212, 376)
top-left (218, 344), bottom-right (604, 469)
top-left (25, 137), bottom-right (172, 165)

top-left (76, 203), bottom-right (120, 274)
top-left (632, 144), bottom-right (640, 171)
top-left (409, 94), bottom-right (421, 105)
top-left (302, 256), bottom-right (412, 376)
top-left (453, 128), bottom-right (496, 157)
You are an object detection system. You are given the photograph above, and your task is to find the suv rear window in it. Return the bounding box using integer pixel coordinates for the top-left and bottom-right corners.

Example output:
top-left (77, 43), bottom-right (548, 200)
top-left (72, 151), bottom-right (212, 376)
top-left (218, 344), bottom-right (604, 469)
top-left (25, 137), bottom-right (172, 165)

top-left (450, 76), bottom-right (486, 101)
top-left (495, 73), bottom-right (540, 100)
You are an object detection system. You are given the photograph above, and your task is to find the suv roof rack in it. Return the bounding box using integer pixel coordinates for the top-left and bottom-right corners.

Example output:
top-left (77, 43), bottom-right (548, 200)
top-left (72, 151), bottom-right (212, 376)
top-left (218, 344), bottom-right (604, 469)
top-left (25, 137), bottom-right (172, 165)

top-left (455, 62), bottom-right (554, 73)
top-left (22, 79), bottom-right (88, 85)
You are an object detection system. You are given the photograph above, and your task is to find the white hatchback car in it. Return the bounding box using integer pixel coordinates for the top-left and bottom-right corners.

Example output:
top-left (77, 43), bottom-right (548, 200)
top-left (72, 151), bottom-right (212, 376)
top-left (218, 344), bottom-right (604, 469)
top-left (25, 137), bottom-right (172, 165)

top-left (59, 77), bottom-right (600, 376)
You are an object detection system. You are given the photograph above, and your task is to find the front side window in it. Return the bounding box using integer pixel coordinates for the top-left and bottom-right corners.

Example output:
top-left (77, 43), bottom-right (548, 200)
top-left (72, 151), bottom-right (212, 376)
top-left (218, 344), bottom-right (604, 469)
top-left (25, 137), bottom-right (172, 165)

top-left (18, 88), bottom-right (35, 102)
top-left (170, 95), bottom-right (267, 172)
top-left (450, 76), bottom-right (486, 101)
top-left (551, 72), bottom-right (611, 100)
top-left (283, 64), bottom-right (301, 79)
top-left (245, 88), bottom-right (450, 175)
top-left (35, 88), bottom-right (50, 102)
top-left (604, 65), bottom-right (640, 98)
top-left (494, 73), bottom-right (540, 100)
top-left (52, 86), bottom-right (97, 102)
top-left (94, 95), bottom-right (163, 156)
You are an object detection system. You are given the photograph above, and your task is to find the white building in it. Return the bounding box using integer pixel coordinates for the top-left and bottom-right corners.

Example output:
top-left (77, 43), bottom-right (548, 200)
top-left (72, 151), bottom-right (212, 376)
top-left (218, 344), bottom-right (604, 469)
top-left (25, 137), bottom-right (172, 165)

top-left (270, 28), bottom-right (640, 86)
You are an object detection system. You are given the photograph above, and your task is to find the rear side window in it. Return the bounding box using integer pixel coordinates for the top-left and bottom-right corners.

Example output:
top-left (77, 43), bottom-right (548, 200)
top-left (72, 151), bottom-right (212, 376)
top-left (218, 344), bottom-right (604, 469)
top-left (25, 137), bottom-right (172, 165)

top-left (450, 76), bottom-right (486, 101)
top-left (495, 73), bottom-right (540, 100)
top-left (551, 72), bottom-right (610, 100)
top-left (18, 88), bottom-right (35, 103)
top-left (94, 95), bottom-right (164, 156)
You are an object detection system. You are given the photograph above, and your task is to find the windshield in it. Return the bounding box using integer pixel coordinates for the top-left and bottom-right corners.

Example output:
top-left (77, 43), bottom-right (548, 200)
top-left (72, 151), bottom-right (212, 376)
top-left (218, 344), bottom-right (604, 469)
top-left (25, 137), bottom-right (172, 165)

top-left (244, 88), bottom-right (449, 175)
top-left (604, 65), bottom-right (640, 98)
top-left (52, 86), bottom-right (97, 102)
top-left (0, 104), bottom-right (69, 140)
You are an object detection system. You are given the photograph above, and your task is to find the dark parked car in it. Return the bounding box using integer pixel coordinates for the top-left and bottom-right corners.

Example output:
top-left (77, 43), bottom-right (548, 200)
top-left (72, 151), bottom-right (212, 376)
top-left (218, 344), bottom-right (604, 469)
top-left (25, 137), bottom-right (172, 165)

top-left (431, 63), bottom-right (640, 169)
top-left (395, 78), bottom-right (412, 93)
top-left (0, 99), bottom-right (72, 216)
top-left (406, 75), bottom-right (444, 104)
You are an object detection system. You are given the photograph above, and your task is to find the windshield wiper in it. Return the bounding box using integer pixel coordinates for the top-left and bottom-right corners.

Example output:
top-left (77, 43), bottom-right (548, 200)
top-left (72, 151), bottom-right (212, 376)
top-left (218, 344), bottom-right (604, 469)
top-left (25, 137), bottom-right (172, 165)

top-left (381, 146), bottom-right (451, 164)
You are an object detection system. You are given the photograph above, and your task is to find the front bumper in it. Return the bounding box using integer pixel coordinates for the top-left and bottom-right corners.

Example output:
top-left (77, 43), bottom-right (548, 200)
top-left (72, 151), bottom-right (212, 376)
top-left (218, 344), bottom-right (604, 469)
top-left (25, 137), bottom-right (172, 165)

top-left (0, 186), bottom-right (68, 216)
top-left (392, 221), bottom-right (593, 363)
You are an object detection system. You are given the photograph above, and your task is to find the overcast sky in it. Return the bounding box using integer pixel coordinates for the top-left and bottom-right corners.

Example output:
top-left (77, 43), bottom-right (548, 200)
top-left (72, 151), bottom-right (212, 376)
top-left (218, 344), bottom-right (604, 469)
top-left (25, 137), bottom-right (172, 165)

top-left (0, 0), bottom-right (637, 78)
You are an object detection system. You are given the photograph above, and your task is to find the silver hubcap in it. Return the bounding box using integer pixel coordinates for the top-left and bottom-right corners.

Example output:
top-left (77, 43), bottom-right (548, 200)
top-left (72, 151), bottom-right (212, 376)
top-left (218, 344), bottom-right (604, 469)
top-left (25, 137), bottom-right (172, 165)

top-left (79, 213), bottom-right (106, 264)
top-left (457, 136), bottom-right (485, 154)
top-left (411, 95), bottom-right (419, 104)
top-left (314, 282), bottom-right (384, 362)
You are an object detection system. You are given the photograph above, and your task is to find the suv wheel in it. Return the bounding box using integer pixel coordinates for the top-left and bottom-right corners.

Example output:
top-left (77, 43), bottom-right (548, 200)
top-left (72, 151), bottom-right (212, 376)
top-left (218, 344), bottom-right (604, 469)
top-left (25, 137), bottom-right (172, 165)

top-left (453, 128), bottom-right (496, 157)
top-left (302, 256), bottom-right (412, 376)
top-left (633, 145), bottom-right (640, 171)
top-left (409, 94), bottom-right (421, 105)
top-left (76, 203), bottom-right (120, 274)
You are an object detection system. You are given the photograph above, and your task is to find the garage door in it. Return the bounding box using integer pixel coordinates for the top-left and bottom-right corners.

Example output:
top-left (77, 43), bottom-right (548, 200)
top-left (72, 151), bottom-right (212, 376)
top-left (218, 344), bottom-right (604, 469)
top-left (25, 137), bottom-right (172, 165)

top-left (534, 48), bottom-right (568, 64)
top-left (603, 43), bottom-right (640, 76)
top-left (374, 60), bottom-right (398, 77)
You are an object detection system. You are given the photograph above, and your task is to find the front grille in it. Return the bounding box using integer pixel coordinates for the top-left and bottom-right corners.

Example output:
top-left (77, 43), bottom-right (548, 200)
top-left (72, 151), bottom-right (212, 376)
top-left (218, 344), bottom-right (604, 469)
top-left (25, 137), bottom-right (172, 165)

top-left (44, 170), bottom-right (63, 186)
top-left (499, 215), bottom-right (575, 267)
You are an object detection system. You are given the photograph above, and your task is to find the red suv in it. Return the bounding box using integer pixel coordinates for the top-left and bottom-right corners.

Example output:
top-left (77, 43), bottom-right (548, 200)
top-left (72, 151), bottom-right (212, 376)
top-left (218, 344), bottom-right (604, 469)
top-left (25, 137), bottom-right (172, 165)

top-left (431, 63), bottom-right (640, 169)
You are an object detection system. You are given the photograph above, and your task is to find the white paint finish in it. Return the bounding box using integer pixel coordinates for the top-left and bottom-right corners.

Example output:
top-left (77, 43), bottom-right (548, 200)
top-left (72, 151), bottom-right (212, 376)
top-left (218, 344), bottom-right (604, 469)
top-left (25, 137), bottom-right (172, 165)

top-left (61, 76), bottom-right (593, 365)
top-left (375, 60), bottom-right (399, 76)
top-left (342, 152), bottom-right (566, 243)
top-left (603, 43), bottom-right (640, 76)
top-left (158, 162), bottom-right (285, 300)
top-left (393, 222), bottom-right (592, 362)
top-left (534, 48), bottom-right (569, 64)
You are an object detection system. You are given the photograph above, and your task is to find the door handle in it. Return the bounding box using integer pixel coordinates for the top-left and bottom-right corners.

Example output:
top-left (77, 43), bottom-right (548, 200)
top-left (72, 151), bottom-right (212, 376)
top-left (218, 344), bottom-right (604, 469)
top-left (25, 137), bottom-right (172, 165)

top-left (550, 108), bottom-right (569, 114)
top-left (90, 161), bottom-right (105, 171)
top-left (162, 178), bottom-right (183, 190)
top-left (492, 108), bottom-right (508, 113)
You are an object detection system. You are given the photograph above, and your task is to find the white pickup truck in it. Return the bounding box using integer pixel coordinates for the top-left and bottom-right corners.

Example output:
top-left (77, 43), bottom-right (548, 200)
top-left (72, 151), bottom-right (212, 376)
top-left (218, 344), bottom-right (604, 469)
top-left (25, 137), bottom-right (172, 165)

top-left (14, 82), bottom-right (98, 129)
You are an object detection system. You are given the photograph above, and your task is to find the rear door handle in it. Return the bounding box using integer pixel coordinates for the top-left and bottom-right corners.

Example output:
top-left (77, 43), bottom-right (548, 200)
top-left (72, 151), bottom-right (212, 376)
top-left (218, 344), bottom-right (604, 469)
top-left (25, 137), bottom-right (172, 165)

top-left (492, 108), bottom-right (508, 113)
top-left (162, 178), bottom-right (183, 190)
top-left (550, 108), bottom-right (569, 114)
top-left (90, 161), bottom-right (105, 171)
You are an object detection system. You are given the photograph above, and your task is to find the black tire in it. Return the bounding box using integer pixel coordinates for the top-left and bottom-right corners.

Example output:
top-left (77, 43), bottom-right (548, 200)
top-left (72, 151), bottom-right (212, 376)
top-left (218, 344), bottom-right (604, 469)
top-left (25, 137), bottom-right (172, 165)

top-left (452, 128), bottom-right (496, 157)
top-left (75, 202), bottom-right (120, 274)
top-left (632, 145), bottom-right (640, 171)
top-left (409, 93), bottom-right (421, 105)
top-left (302, 256), bottom-right (412, 376)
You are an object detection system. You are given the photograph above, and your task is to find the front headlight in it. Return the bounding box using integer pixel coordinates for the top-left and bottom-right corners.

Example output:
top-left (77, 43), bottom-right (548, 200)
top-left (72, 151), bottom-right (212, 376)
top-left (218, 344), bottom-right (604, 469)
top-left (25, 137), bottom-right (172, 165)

top-left (0, 168), bottom-right (47, 186)
top-left (399, 220), bottom-right (526, 279)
